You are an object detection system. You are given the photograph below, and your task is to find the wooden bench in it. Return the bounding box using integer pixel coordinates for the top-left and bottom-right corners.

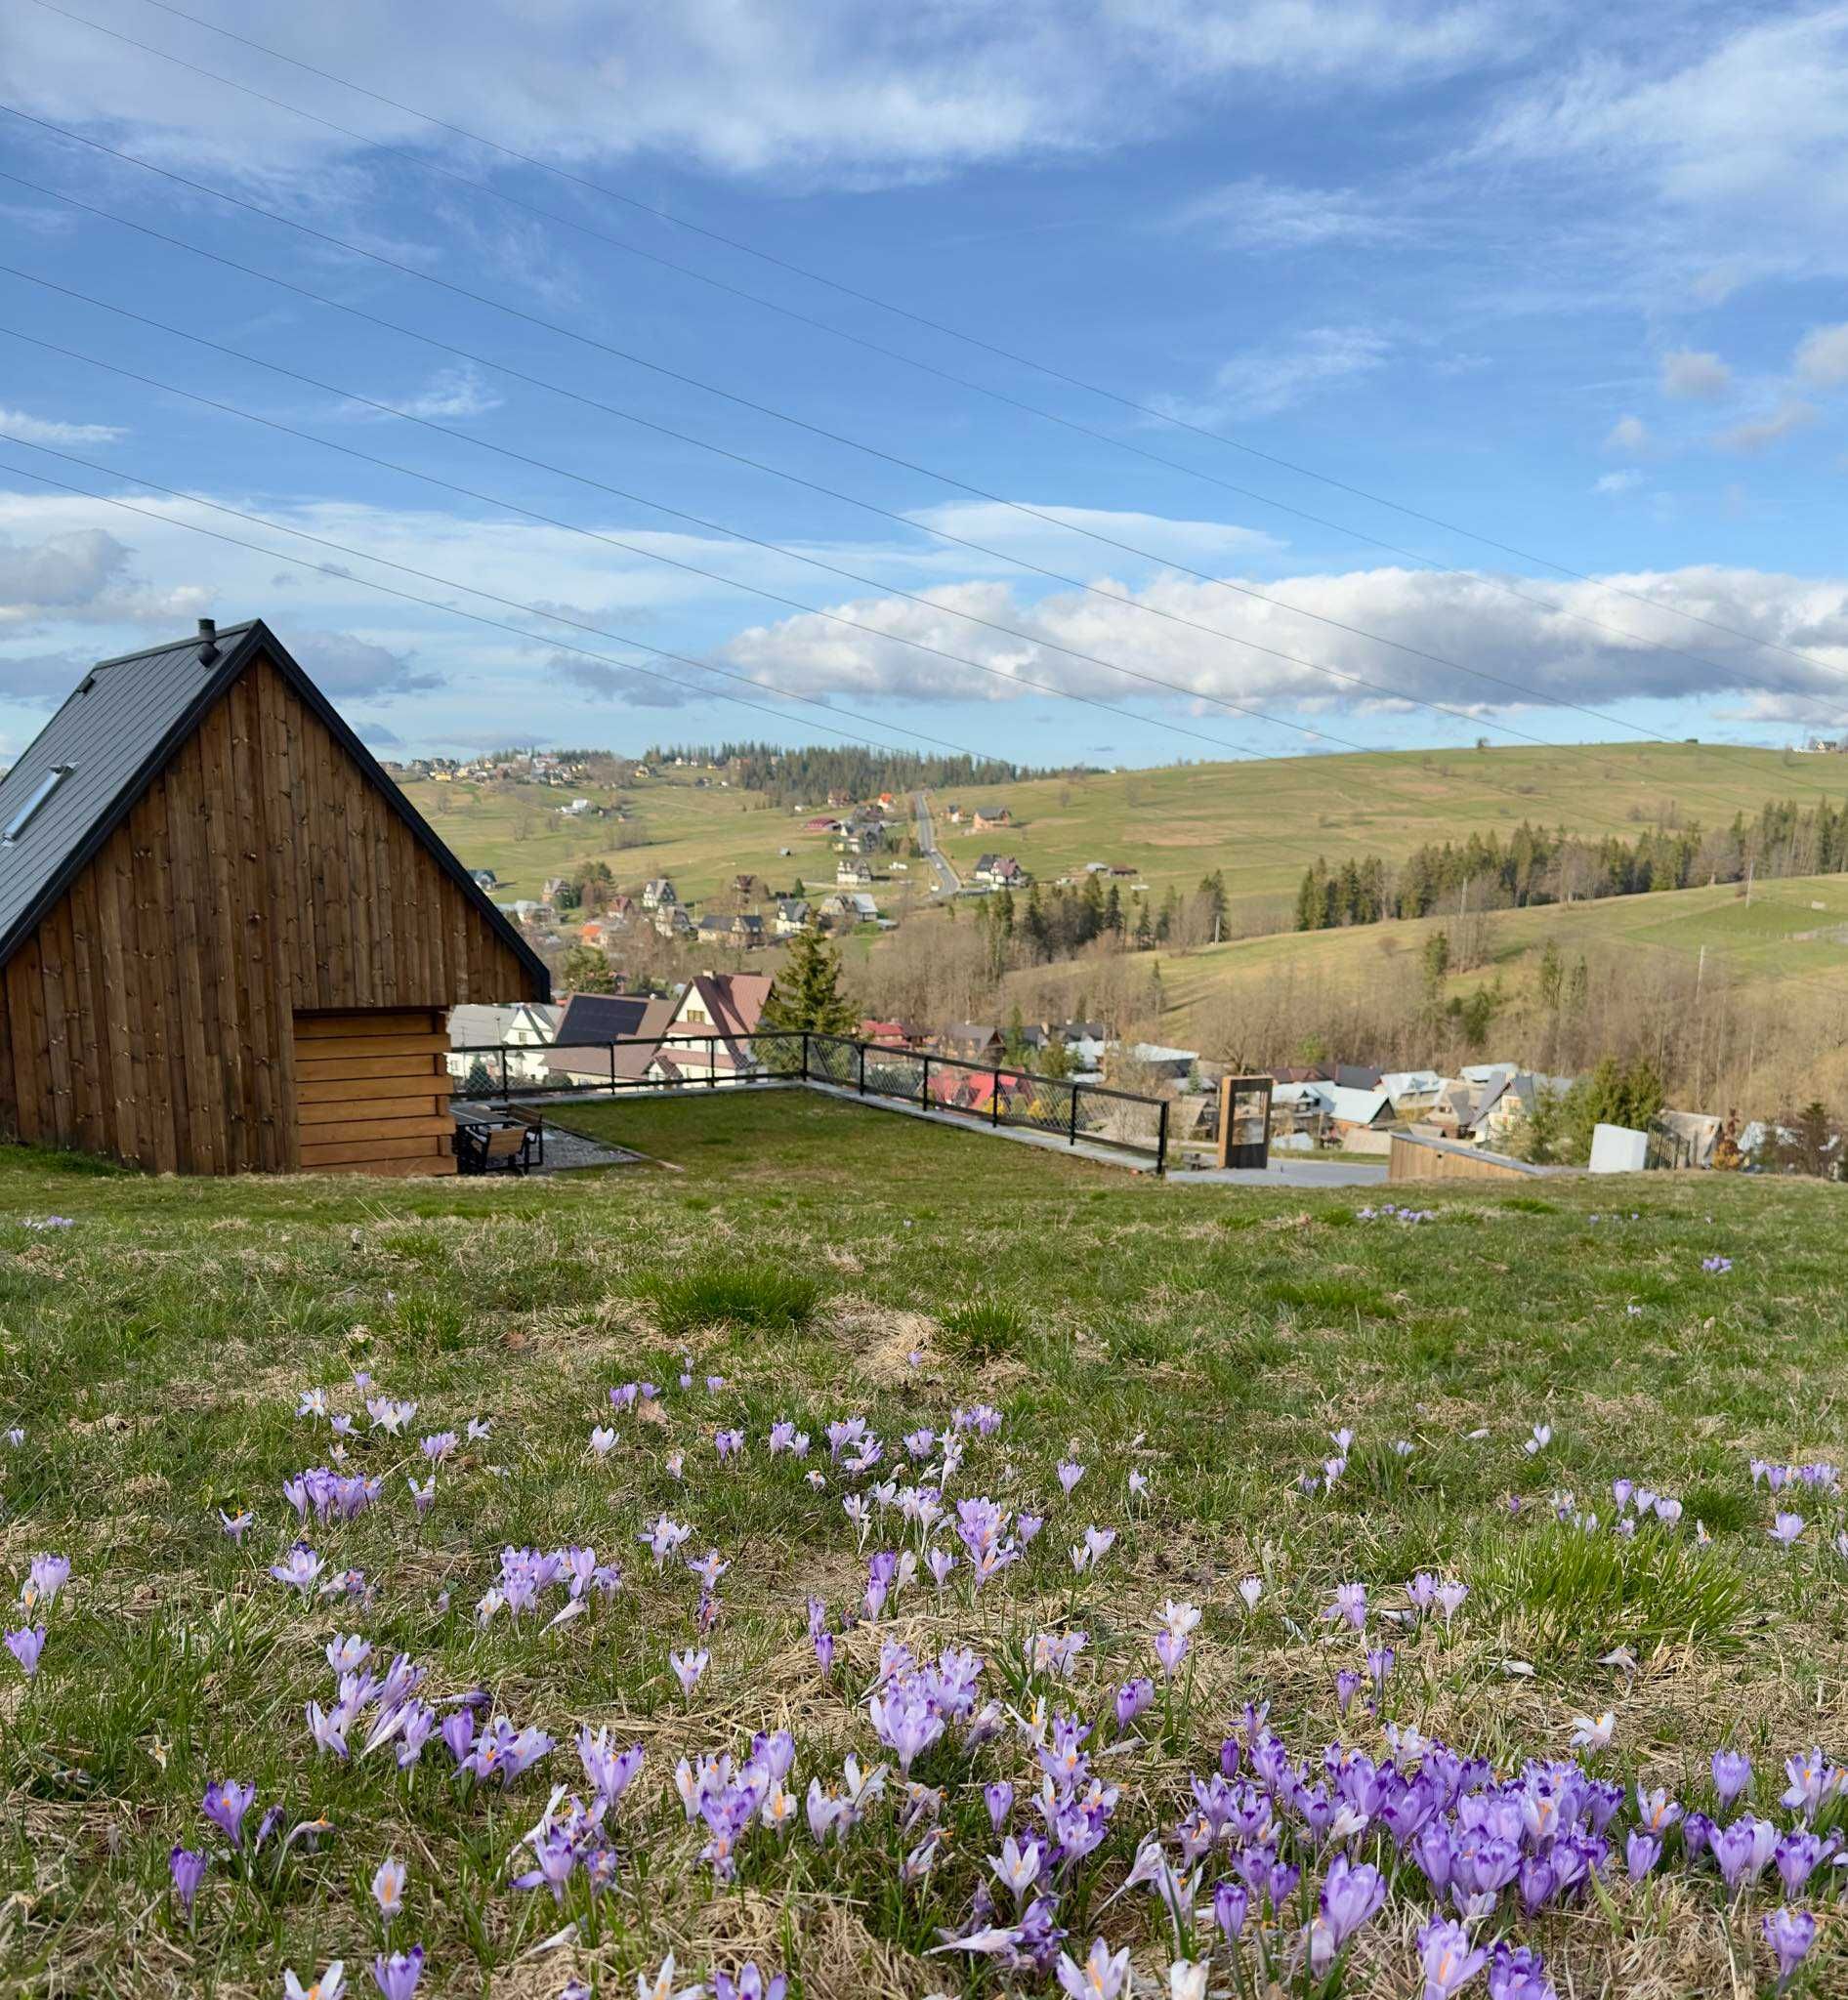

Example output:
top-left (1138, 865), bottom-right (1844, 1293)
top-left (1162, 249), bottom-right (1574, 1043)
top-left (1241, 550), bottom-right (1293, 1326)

top-left (453, 1115), bottom-right (543, 1175)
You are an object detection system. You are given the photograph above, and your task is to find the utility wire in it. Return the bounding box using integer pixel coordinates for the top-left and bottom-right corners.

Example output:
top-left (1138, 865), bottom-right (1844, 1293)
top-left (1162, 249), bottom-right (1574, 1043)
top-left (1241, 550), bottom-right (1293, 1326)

top-left (6, 444), bottom-right (1845, 1002)
top-left (37, 0), bottom-right (1848, 691)
top-left (0, 321), bottom-right (1397, 766)
top-left (9, 243), bottom-right (1847, 854)
top-left (8, 107), bottom-right (1847, 771)
top-left (0, 435), bottom-right (1450, 895)
top-left (0, 269), bottom-right (1614, 771)
top-left (0, 437), bottom-right (987, 762)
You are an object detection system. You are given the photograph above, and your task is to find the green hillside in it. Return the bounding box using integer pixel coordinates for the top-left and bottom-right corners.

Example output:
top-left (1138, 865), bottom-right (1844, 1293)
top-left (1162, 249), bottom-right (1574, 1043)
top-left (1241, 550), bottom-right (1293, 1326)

top-left (402, 741), bottom-right (1847, 917)
top-left (1157, 868), bottom-right (1848, 1033)
top-left (930, 741), bottom-right (1844, 913)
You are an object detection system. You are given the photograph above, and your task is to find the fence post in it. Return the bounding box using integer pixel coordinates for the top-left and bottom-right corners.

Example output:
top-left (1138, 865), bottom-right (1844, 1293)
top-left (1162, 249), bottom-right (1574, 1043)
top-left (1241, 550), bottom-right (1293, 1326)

top-left (801, 1031), bottom-right (810, 1082)
top-left (858, 1040), bottom-right (866, 1096)
top-left (707, 1036), bottom-right (717, 1088)
top-left (609, 1042), bottom-right (617, 1098)
top-left (920, 1054), bottom-right (931, 1109)
top-left (1068, 1083), bottom-right (1079, 1147)
top-left (1156, 1098), bottom-right (1170, 1176)
top-left (498, 1048), bottom-right (508, 1101)
top-left (991, 1062), bottom-right (1001, 1126)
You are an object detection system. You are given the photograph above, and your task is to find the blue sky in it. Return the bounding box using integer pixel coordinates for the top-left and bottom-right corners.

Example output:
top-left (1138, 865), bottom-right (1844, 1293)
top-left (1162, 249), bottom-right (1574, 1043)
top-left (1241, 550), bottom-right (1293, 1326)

top-left (2, 0), bottom-right (1848, 770)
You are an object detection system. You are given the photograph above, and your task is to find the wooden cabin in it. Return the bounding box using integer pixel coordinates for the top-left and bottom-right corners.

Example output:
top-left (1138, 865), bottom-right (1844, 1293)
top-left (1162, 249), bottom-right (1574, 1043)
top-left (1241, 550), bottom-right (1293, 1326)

top-left (0, 618), bottom-right (550, 1176)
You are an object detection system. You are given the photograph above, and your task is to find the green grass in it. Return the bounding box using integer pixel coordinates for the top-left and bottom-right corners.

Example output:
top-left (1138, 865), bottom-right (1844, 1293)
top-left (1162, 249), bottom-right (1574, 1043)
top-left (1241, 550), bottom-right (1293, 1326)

top-left (646, 1260), bottom-right (823, 1337)
top-left (2, 1090), bottom-right (1846, 1995)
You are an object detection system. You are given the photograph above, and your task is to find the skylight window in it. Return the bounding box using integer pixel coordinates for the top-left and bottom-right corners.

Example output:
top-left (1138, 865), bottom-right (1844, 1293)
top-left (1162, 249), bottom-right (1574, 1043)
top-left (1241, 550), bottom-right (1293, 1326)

top-left (2, 765), bottom-right (73, 845)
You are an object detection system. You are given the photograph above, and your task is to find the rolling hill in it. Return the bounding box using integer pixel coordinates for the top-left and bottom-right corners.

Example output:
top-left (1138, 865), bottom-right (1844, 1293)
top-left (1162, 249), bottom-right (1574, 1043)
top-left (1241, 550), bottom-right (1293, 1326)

top-left (402, 740), bottom-right (1848, 918)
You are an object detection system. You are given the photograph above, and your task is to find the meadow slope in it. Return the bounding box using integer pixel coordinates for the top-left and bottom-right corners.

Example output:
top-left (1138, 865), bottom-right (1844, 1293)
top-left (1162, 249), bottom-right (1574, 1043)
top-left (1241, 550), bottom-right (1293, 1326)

top-left (2, 1092), bottom-right (1847, 1997)
top-left (399, 743), bottom-right (1847, 915)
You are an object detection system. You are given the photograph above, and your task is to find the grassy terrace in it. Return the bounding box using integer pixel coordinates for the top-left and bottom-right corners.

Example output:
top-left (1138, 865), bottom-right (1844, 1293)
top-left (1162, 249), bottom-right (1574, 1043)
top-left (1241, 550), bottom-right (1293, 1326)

top-left (2, 1092), bottom-right (1846, 1997)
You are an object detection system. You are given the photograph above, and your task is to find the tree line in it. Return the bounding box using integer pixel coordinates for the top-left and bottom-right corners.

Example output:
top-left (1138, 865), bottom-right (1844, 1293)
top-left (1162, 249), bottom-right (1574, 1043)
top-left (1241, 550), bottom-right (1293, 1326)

top-left (1294, 797), bottom-right (1848, 931)
top-left (639, 741), bottom-right (1071, 806)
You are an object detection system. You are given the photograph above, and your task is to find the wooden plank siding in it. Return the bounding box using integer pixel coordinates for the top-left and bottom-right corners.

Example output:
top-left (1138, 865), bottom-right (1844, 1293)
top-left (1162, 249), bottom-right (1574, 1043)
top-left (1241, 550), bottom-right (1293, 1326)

top-left (0, 649), bottom-right (537, 1174)
top-left (293, 1010), bottom-right (456, 1175)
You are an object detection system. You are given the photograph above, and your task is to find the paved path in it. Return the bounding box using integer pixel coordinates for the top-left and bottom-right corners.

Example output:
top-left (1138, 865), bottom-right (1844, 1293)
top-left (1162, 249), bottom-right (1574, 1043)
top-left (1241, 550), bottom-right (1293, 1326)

top-left (913, 791), bottom-right (960, 895)
top-left (1170, 1158), bottom-right (1390, 1188)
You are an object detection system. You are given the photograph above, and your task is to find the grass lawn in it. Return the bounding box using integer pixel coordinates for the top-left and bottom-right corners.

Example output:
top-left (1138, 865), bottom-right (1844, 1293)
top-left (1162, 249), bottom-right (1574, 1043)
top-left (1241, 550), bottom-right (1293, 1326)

top-left (2, 1093), bottom-right (1845, 1997)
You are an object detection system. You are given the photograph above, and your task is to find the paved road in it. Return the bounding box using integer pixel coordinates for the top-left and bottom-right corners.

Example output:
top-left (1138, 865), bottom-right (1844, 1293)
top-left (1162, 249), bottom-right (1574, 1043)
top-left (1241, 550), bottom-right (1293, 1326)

top-left (913, 791), bottom-right (961, 895)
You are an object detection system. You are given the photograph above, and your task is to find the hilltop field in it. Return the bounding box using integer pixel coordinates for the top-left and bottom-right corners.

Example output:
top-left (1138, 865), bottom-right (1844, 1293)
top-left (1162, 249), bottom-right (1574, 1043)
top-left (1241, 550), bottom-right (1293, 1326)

top-left (400, 741), bottom-right (1846, 916)
top-left (2, 1091), bottom-right (1847, 1998)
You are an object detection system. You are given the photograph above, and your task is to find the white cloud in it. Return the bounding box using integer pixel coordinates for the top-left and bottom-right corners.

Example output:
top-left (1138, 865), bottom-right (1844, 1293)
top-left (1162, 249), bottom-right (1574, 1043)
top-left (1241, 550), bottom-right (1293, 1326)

top-left (1173, 176), bottom-right (1410, 250)
top-left (712, 562), bottom-right (1848, 721)
top-left (0, 525), bottom-right (201, 634)
top-left (9, 0), bottom-right (1515, 188)
top-left (1594, 470), bottom-right (1643, 496)
top-left (1794, 322), bottom-right (1848, 389)
top-left (1160, 327), bottom-right (1394, 423)
top-left (338, 366), bottom-right (502, 425)
top-left (1659, 349), bottom-right (1732, 400)
top-left (904, 500), bottom-right (1282, 572)
top-left (1713, 400), bottom-right (1818, 455)
top-left (1478, 10), bottom-right (1848, 295)
top-left (0, 408), bottom-right (128, 448)
top-left (1605, 414), bottom-right (1649, 453)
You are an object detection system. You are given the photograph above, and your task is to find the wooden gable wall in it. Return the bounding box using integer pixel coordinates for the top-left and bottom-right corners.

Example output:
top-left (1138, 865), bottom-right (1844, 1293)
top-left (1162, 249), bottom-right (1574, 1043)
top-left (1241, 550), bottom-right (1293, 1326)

top-left (0, 650), bottom-right (539, 1174)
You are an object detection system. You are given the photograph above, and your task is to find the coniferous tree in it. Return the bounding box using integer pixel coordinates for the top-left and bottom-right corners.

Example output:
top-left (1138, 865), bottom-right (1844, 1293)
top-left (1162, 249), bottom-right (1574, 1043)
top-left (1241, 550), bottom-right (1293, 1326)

top-left (761, 923), bottom-right (858, 1036)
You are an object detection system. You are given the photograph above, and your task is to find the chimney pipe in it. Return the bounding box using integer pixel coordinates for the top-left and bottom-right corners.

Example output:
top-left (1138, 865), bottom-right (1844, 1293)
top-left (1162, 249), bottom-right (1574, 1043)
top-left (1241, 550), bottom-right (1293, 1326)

top-left (197, 615), bottom-right (218, 665)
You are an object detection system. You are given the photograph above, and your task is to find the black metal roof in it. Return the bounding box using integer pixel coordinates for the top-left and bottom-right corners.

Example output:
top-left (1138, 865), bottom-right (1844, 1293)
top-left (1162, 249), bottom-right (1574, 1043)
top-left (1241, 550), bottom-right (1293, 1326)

top-left (551, 992), bottom-right (653, 1042)
top-left (0, 618), bottom-right (550, 997)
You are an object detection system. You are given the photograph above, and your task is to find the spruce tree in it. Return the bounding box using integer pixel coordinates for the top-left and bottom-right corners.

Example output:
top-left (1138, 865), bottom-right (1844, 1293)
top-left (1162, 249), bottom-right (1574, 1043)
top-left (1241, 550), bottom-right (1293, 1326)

top-left (761, 923), bottom-right (858, 1036)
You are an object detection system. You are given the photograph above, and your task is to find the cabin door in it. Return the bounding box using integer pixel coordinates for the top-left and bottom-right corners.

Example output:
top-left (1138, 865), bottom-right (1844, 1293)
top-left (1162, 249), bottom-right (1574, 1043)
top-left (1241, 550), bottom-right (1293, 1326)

top-left (291, 1009), bottom-right (456, 1175)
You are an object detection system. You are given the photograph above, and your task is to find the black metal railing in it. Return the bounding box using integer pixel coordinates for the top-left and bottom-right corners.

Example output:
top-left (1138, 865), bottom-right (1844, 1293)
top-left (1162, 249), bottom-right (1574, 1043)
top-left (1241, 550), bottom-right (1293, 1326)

top-left (448, 1029), bottom-right (1170, 1171)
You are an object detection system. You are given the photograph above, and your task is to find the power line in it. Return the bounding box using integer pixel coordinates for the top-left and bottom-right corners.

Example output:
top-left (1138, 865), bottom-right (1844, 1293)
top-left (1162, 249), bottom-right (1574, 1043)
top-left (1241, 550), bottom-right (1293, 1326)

top-left (11, 252), bottom-right (1848, 868)
top-left (6, 451), bottom-right (1843, 1005)
top-left (0, 320), bottom-right (1392, 768)
top-left (0, 438), bottom-right (991, 764)
top-left (35, 297), bottom-right (1809, 872)
top-left (11, 151), bottom-right (1848, 863)
top-left (41, 0), bottom-right (1848, 693)
top-left (4, 268), bottom-right (1626, 782)
top-left (9, 106), bottom-right (1848, 773)
top-left (0, 435), bottom-right (1449, 897)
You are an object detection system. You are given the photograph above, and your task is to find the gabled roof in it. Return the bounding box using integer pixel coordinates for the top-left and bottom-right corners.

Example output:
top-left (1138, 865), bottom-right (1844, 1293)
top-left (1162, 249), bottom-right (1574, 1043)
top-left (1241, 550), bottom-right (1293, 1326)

top-left (0, 619), bottom-right (550, 993)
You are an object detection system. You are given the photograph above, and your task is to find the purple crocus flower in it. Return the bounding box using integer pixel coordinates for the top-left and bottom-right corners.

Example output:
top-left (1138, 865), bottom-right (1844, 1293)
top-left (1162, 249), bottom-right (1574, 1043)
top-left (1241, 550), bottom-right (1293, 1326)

top-left (1115, 1677), bottom-right (1155, 1729)
top-left (985, 1780), bottom-right (1015, 1830)
top-left (1624, 1831), bottom-right (1661, 1879)
top-left (1712, 1816), bottom-right (1780, 1892)
top-left (1213, 1878), bottom-right (1248, 1942)
top-left (1323, 1581), bottom-right (1367, 1630)
top-left (4, 1625), bottom-right (46, 1679)
top-left (370, 1946), bottom-right (424, 2000)
top-left (168, 1845), bottom-right (207, 1916)
top-left (1764, 1908), bottom-right (1817, 1990)
top-left (1775, 1831), bottom-right (1827, 1896)
top-left (1417, 1916), bottom-right (1488, 2000)
top-left (201, 1778), bottom-right (257, 1846)
top-left (439, 1709), bottom-right (476, 1767)
top-left (1487, 1943), bottom-right (1556, 2000)
top-left (1334, 1669), bottom-right (1362, 1716)
top-left (1309, 1855), bottom-right (1386, 1974)
top-left (713, 1969), bottom-right (786, 2000)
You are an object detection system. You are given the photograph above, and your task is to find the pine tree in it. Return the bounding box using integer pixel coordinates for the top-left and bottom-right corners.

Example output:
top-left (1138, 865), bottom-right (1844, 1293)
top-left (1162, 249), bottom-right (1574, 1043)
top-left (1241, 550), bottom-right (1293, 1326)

top-left (559, 943), bottom-right (616, 994)
top-left (761, 923), bottom-right (858, 1036)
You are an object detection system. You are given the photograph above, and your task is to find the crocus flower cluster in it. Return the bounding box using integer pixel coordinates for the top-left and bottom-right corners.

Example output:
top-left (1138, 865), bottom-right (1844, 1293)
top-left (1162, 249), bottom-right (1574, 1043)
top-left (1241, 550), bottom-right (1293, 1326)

top-left (303, 1636), bottom-right (439, 1766)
